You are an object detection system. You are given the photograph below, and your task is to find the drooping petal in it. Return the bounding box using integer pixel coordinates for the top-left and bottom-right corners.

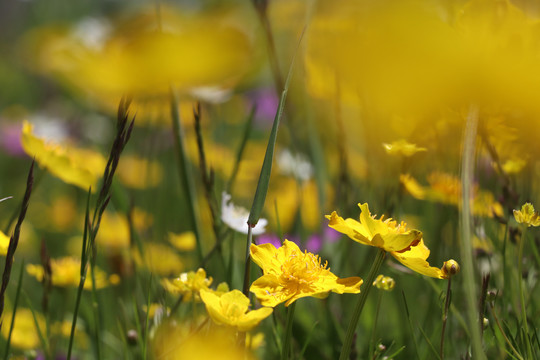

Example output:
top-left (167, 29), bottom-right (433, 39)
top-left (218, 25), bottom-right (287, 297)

top-left (235, 307), bottom-right (274, 332)
top-left (390, 239), bottom-right (447, 279)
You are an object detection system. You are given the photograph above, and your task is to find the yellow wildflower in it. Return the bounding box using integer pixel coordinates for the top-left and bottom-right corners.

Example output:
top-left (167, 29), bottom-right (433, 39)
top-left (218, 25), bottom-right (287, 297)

top-left (250, 240), bottom-right (363, 307)
top-left (327, 203), bottom-right (449, 279)
top-left (373, 275), bottom-right (395, 291)
top-left (20, 121), bottom-right (105, 190)
top-left (27, 257), bottom-right (111, 290)
top-left (0, 231), bottom-right (10, 256)
top-left (168, 231), bottom-right (196, 251)
top-left (117, 155), bottom-right (163, 189)
top-left (383, 140), bottom-right (426, 157)
top-left (514, 203), bottom-right (540, 227)
top-left (132, 243), bottom-right (183, 276)
top-left (501, 158), bottom-right (526, 175)
top-left (96, 211), bottom-right (130, 252)
top-left (1, 309), bottom-right (45, 349)
top-left (161, 268), bottom-right (212, 302)
top-left (200, 289), bottom-right (273, 331)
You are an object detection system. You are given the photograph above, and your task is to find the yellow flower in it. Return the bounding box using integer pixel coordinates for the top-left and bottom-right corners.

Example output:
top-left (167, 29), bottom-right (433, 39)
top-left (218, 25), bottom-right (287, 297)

top-left (442, 259), bottom-right (460, 278)
top-left (1, 309), bottom-right (45, 349)
top-left (117, 155), bottom-right (163, 189)
top-left (327, 203), bottom-right (449, 279)
top-left (250, 240), bottom-right (363, 307)
top-left (95, 211), bottom-right (130, 252)
top-left (514, 203), bottom-right (540, 227)
top-left (200, 289), bottom-right (273, 331)
top-left (0, 231), bottom-right (10, 256)
top-left (373, 275), bottom-right (395, 291)
top-left (383, 140), bottom-right (427, 157)
top-left (132, 243), bottom-right (184, 276)
top-left (20, 121), bottom-right (105, 190)
top-left (168, 231), bottom-right (196, 251)
top-left (27, 257), bottom-right (111, 290)
top-left (161, 268), bottom-right (213, 302)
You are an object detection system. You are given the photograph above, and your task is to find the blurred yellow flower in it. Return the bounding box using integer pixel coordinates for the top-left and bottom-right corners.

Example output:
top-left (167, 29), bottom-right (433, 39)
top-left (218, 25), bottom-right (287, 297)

top-left (514, 203), bottom-right (540, 227)
top-left (152, 322), bottom-right (254, 360)
top-left (200, 289), bottom-right (273, 331)
top-left (1, 309), bottom-right (45, 349)
top-left (117, 155), bottom-right (163, 189)
top-left (27, 257), bottom-right (111, 290)
top-left (373, 275), bottom-right (395, 291)
top-left (0, 231), bottom-right (10, 256)
top-left (383, 140), bottom-right (427, 157)
top-left (501, 158), bottom-right (527, 175)
top-left (132, 243), bottom-right (183, 276)
top-left (250, 240), bottom-right (362, 307)
top-left (21, 121), bottom-right (105, 190)
top-left (168, 231), bottom-right (196, 251)
top-left (161, 268), bottom-right (213, 302)
top-left (96, 211), bottom-right (130, 252)
top-left (400, 172), bottom-right (503, 218)
top-left (327, 203), bottom-right (449, 279)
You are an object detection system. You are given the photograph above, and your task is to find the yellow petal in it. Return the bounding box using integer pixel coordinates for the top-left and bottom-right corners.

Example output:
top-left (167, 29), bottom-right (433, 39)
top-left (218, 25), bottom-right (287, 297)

top-left (250, 243), bottom-right (282, 274)
top-left (390, 239), bottom-right (447, 279)
top-left (250, 274), bottom-right (288, 308)
top-left (236, 307), bottom-right (273, 332)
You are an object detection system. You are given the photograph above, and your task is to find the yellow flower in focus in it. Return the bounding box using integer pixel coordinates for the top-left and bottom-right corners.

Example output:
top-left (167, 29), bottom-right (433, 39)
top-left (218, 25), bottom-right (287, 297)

top-left (117, 155), bottom-right (163, 189)
top-left (168, 231), bottom-right (196, 251)
top-left (27, 257), bottom-right (111, 290)
top-left (373, 275), bottom-right (395, 291)
top-left (1, 309), bottom-right (45, 349)
top-left (327, 204), bottom-right (449, 279)
top-left (200, 289), bottom-right (273, 331)
top-left (250, 240), bottom-right (363, 307)
top-left (0, 231), bottom-right (10, 256)
top-left (383, 140), bottom-right (426, 157)
top-left (152, 322), bottom-right (253, 360)
top-left (514, 203), bottom-right (540, 227)
top-left (132, 243), bottom-right (183, 276)
top-left (161, 268), bottom-right (213, 302)
top-left (21, 121), bottom-right (105, 190)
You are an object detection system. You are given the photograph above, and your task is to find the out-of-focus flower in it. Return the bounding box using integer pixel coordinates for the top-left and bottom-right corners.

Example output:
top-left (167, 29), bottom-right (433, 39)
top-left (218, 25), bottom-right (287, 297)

top-left (96, 211), bottom-right (130, 252)
top-left (221, 192), bottom-right (267, 235)
top-left (514, 203), bottom-right (540, 227)
top-left (277, 149), bottom-right (313, 182)
top-left (400, 172), bottom-right (503, 218)
top-left (132, 243), bottom-right (183, 276)
top-left (26, 5), bottom-right (260, 104)
top-left (0, 122), bottom-right (25, 156)
top-left (247, 332), bottom-right (265, 350)
top-left (168, 231), bottom-right (196, 251)
top-left (152, 322), bottom-right (254, 360)
top-left (501, 158), bottom-right (527, 175)
top-left (373, 275), bottom-right (395, 291)
top-left (161, 268), bottom-right (213, 302)
top-left (383, 140), bottom-right (426, 157)
top-left (256, 234), bottom-right (283, 248)
top-left (21, 121), bottom-right (105, 190)
top-left (117, 155), bottom-right (163, 189)
top-left (0, 309), bottom-right (45, 349)
top-left (143, 303), bottom-right (171, 319)
top-left (247, 88), bottom-right (279, 125)
top-left (327, 203), bottom-right (450, 279)
top-left (26, 257), bottom-right (112, 290)
top-left (200, 289), bottom-right (273, 331)
top-left (250, 240), bottom-right (363, 307)
top-left (0, 231), bottom-right (10, 256)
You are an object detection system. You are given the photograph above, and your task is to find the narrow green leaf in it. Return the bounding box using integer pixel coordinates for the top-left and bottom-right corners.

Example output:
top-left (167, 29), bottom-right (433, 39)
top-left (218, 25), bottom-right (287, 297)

top-left (3, 261), bottom-right (25, 360)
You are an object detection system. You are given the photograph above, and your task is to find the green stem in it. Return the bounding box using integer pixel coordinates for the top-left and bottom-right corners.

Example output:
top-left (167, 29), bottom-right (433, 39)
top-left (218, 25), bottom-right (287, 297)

top-left (282, 301), bottom-right (297, 360)
top-left (439, 278), bottom-right (452, 360)
top-left (518, 227), bottom-right (533, 359)
top-left (339, 249), bottom-right (386, 360)
top-left (488, 303), bottom-right (524, 360)
top-left (459, 105), bottom-right (486, 360)
top-left (242, 226), bottom-right (253, 297)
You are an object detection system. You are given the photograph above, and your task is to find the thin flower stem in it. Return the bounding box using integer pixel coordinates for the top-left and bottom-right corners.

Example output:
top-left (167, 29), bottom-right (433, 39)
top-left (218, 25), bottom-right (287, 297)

top-left (281, 301), bottom-right (297, 360)
top-left (440, 278), bottom-right (452, 359)
top-left (339, 248), bottom-right (386, 360)
top-left (459, 105), bottom-right (486, 360)
top-left (242, 226), bottom-right (253, 297)
top-left (517, 227), bottom-right (533, 359)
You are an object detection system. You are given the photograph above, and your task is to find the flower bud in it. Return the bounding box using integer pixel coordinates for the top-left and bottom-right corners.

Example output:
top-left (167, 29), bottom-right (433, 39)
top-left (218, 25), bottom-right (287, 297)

top-left (442, 259), bottom-right (460, 278)
top-left (373, 274), bottom-right (396, 291)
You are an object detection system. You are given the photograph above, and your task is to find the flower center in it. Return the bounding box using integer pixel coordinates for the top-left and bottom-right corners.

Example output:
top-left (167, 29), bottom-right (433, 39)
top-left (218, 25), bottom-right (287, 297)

top-left (278, 249), bottom-right (328, 292)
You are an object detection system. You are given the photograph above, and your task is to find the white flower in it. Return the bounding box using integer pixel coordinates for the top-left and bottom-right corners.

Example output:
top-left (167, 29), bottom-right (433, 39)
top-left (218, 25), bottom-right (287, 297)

top-left (277, 149), bottom-right (313, 182)
top-left (221, 192), bottom-right (267, 235)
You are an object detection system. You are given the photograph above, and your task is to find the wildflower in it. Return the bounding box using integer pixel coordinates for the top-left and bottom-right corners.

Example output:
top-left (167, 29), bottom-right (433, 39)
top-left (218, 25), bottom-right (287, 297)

top-left (383, 140), bottom-right (426, 157)
top-left (200, 289), bottom-right (273, 331)
top-left (1, 309), bottom-right (45, 349)
top-left (514, 203), bottom-right (540, 227)
top-left (26, 257), bottom-right (112, 290)
top-left (0, 231), bottom-right (10, 256)
top-left (20, 121), bottom-right (105, 190)
top-left (161, 268), bottom-right (213, 302)
top-left (132, 243), bottom-right (184, 276)
top-left (327, 203), bottom-right (449, 279)
top-left (221, 192), bottom-right (267, 235)
top-left (168, 231), bottom-right (196, 251)
top-left (442, 259), bottom-right (460, 277)
top-left (277, 149), bottom-right (314, 182)
top-left (250, 240), bottom-right (363, 307)
top-left (373, 275), bottom-right (395, 291)
top-left (117, 155), bottom-right (163, 189)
